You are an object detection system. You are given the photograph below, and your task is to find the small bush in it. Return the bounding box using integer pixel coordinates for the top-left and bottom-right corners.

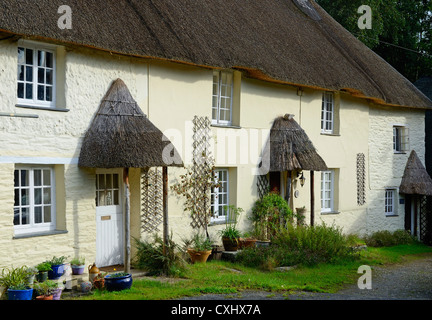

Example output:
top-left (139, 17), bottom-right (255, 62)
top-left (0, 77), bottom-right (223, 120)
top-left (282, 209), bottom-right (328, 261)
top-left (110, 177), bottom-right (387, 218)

top-left (134, 233), bottom-right (186, 277)
top-left (363, 229), bottom-right (416, 247)
top-left (237, 223), bottom-right (356, 269)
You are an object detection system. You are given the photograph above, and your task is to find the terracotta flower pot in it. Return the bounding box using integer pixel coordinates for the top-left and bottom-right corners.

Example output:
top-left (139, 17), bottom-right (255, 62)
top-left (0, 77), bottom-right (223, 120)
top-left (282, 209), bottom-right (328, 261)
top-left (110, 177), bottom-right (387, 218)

top-left (187, 248), bottom-right (212, 263)
top-left (36, 295), bottom-right (53, 300)
top-left (222, 237), bottom-right (239, 251)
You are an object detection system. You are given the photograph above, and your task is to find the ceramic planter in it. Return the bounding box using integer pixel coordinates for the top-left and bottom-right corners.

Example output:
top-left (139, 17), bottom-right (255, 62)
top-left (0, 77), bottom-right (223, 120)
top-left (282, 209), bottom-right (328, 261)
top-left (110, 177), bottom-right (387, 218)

top-left (7, 288), bottom-right (33, 300)
top-left (48, 264), bottom-right (65, 280)
top-left (52, 287), bottom-right (63, 300)
top-left (36, 271), bottom-right (48, 282)
top-left (71, 264), bottom-right (85, 275)
top-left (187, 248), bottom-right (212, 263)
top-left (104, 273), bottom-right (133, 292)
top-left (222, 237), bottom-right (239, 251)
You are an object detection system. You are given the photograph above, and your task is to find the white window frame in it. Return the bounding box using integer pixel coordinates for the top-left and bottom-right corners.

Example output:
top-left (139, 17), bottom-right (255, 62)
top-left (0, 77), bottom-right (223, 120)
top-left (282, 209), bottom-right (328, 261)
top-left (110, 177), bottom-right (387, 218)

top-left (393, 125), bottom-right (409, 153)
top-left (212, 70), bottom-right (233, 126)
top-left (13, 166), bottom-right (56, 236)
top-left (321, 92), bottom-right (334, 134)
top-left (211, 169), bottom-right (229, 223)
top-left (17, 40), bottom-right (56, 108)
top-left (321, 170), bottom-right (334, 213)
top-left (385, 188), bottom-right (397, 216)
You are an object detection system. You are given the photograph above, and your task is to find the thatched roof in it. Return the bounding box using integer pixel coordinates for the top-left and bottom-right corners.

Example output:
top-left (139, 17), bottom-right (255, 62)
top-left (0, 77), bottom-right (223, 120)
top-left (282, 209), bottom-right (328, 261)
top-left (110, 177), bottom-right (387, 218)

top-left (78, 78), bottom-right (183, 168)
top-left (264, 114), bottom-right (327, 172)
top-left (0, 0), bottom-right (431, 109)
top-left (399, 150), bottom-right (432, 196)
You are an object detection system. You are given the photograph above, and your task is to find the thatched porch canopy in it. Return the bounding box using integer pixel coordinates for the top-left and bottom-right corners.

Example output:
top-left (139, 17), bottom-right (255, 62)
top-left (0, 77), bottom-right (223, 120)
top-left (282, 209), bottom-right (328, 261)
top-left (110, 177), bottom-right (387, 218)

top-left (265, 114), bottom-right (327, 172)
top-left (78, 79), bottom-right (183, 169)
top-left (400, 150), bottom-right (432, 196)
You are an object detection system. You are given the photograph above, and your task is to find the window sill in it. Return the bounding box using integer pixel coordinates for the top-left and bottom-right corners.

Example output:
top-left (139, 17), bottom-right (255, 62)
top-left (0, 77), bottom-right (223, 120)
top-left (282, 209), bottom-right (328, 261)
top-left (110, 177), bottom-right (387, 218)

top-left (385, 214), bottom-right (399, 217)
top-left (13, 229), bottom-right (68, 240)
top-left (393, 151), bottom-right (407, 155)
top-left (211, 123), bottom-right (241, 129)
top-left (16, 104), bottom-right (70, 112)
top-left (320, 132), bottom-right (340, 137)
top-left (321, 211), bottom-right (340, 215)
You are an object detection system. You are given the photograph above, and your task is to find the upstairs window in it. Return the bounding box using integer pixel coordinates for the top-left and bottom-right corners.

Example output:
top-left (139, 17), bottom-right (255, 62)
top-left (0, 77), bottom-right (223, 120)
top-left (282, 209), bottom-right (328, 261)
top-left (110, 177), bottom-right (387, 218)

top-left (212, 71), bottom-right (233, 126)
top-left (393, 126), bottom-right (409, 153)
top-left (17, 42), bottom-right (56, 108)
top-left (321, 92), bottom-right (334, 134)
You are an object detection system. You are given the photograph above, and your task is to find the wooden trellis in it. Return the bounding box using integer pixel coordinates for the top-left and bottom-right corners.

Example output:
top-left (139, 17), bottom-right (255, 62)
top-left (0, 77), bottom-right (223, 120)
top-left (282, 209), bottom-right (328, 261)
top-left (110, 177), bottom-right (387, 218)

top-left (141, 167), bottom-right (164, 233)
top-left (420, 195), bottom-right (432, 245)
top-left (190, 116), bottom-right (212, 230)
top-left (257, 174), bottom-right (270, 199)
top-left (356, 153), bottom-right (366, 206)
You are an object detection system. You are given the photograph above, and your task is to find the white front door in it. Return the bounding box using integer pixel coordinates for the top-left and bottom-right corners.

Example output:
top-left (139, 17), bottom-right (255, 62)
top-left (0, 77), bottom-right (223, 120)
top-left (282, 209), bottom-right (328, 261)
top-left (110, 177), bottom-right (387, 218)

top-left (95, 170), bottom-right (123, 267)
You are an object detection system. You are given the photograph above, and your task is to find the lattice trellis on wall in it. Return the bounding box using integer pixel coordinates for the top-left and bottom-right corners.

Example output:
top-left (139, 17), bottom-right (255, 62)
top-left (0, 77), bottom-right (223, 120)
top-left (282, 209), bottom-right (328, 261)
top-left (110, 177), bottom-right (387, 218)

top-left (356, 153), bottom-right (366, 206)
top-left (420, 195), bottom-right (432, 245)
top-left (141, 167), bottom-right (163, 233)
top-left (190, 116), bottom-right (212, 230)
top-left (257, 174), bottom-right (270, 199)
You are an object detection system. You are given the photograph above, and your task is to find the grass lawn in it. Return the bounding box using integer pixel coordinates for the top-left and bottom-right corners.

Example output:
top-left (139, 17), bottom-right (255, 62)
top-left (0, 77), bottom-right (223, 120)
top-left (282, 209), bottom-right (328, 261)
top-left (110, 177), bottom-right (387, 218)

top-left (71, 243), bottom-right (432, 300)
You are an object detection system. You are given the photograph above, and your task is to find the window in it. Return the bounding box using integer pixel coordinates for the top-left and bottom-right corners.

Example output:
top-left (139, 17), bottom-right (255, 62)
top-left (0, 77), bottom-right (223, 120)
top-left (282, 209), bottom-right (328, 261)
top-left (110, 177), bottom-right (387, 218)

top-left (385, 189), bottom-right (396, 215)
top-left (321, 170), bottom-right (334, 213)
top-left (13, 167), bottom-right (56, 235)
top-left (211, 169), bottom-right (229, 222)
top-left (17, 42), bottom-right (56, 107)
top-left (212, 71), bottom-right (233, 126)
top-left (96, 173), bottom-right (120, 206)
top-left (321, 92), bottom-right (334, 134)
top-left (393, 126), bottom-right (409, 153)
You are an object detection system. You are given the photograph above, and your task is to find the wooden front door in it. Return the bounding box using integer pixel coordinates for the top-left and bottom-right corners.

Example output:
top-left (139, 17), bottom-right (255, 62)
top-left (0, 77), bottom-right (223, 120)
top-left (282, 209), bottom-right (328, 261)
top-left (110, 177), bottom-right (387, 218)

top-left (95, 170), bottom-right (123, 267)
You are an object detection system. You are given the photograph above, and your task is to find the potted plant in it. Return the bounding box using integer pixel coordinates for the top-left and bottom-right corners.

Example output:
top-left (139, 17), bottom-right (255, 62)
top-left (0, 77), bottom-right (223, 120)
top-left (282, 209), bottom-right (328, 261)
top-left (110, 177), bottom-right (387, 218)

top-left (36, 262), bottom-right (52, 282)
top-left (239, 232), bottom-right (257, 249)
top-left (34, 280), bottom-right (58, 300)
top-left (104, 271), bottom-right (133, 292)
top-left (47, 256), bottom-right (67, 279)
top-left (24, 266), bottom-right (38, 286)
top-left (184, 233), bottom-right (213, 263)
top-left (218, 205), bottom-right (243, 251)
top-left (93, 272), bottom-right (106, 290)
top-left (70, 257), bottom-right (86, 275)
top-left (0, 266), bottom-right (33, 300)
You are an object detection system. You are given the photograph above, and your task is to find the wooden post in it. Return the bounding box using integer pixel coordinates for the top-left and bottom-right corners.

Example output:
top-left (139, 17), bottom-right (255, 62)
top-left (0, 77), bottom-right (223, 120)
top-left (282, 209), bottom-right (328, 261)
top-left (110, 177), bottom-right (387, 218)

top-left (162, 166), bottom-right (169, 254)
top-left (124, 168), bottom-right (131, 273)
top-left (310, 171), bottom-right (314, 226)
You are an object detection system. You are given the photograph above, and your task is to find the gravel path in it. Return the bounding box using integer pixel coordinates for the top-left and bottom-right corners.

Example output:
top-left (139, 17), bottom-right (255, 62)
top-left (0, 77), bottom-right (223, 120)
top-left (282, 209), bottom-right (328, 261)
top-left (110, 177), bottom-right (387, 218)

top-left (181, 253), bottom-right (432, 300)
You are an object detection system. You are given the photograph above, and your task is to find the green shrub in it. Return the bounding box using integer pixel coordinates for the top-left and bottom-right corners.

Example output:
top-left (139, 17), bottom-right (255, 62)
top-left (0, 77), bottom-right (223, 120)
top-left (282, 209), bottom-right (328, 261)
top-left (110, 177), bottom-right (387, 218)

top-left (363, 229), bottom-right (416, 247)
top-left (237, 223), bottom-right (356, 268)
top-left (134, 233), bottom-right (186, 277)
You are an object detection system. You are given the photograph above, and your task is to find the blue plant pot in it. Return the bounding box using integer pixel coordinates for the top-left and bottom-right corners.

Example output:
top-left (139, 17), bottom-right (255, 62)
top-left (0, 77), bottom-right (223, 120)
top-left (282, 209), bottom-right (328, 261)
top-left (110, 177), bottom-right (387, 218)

top-left (8, 288), bottom-right (33, 300)
top-left (48, 264), bottom-right (65, 279)
top-left (104, 273), bottom-right (133, 292)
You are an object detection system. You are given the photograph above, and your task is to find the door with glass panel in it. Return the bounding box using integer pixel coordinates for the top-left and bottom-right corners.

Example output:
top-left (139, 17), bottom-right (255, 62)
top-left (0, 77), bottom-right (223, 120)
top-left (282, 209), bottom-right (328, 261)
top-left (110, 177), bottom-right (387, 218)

top-left (95, 170), bottom-right (123, 267)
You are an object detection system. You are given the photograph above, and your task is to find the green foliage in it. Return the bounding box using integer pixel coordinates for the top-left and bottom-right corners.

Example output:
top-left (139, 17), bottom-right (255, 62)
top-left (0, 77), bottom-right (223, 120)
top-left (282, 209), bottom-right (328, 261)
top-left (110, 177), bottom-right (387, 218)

top-left (0, 266), bottom-right (29, 290)
top-left (237, 223), bottom-right (356, 269)
top-left (363, 229), bottom-right (417, 247)
top-left (316, 0), bottom-right (432, 81)
top-left (47, 256), bottom-right (67, 266)
top-left (183, 233), bottom-right (213, 251)
top-left (70, 257), bottom-right (85, 266)
top-left (251, 193), bottom-right (293, 240)
top-left (36, 262), bottom-right (52, 272)
top-left (107, 272), bottom-right (130, 278)
top-left (134, 233), bottom-right (186, 277)
top-left (34, 280), bottom-right (58, 296)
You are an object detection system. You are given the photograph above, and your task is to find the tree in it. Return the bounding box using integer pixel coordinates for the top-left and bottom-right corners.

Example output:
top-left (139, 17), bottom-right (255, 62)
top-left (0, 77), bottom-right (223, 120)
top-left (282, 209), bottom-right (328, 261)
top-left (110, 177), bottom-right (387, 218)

top-left (316, 0), bottom-right (432, 82)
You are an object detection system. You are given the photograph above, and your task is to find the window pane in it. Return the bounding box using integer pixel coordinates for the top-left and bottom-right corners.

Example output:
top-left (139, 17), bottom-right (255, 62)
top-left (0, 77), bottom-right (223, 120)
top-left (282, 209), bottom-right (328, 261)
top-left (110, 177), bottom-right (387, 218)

top-left (25, 48), bottom-right (33, 64)
top-left (35, 207), bottom-right (42, 223)
top-left (34, 170), bottom-right (42, 186)
top-left (21, 189), bottom-right (29, 205)
top-left (38, 85), bottom-right (44, 100)
top-left (14, 189), bottom-right (19, 206)
top-left (34, 188), bottom-right (42, 205)
top-left (18, 65), bottom-right (24, 81)
top-left (106, 174), bottom-right (112, 189)
top-left (44, 206), bottom-right (51, 223)
top-left (21, 207), bottom-right (29, 225)
top-left (17, 83), bottom-right (24, 99)
top-left (18, 47), bottom-right (25, 64)
top-left (46, 86), bottom-right (52, 101)
top-left (25, 83), bottom-right (33, 99)
top-left (43, 170), bottom-right (51, 185)
top-left (113, 174), bottom-right (119, 188)
top-left (43, 188), bottom-right (51, 204)
top-left (98, 175), bottom-right (105, 189)
top-left (13, 208), bottom-right (20, 225)
top-left (38, 68), bottom-right (45, 83)
top-left (46, 69), bottom-right (53, 85)
top-left (20, 170), bottom-right (29, 186)
top-left (46, 52), bottom-right (53, 68)
top-left (26, 66), bottom-right (33, 82)
top-left (38, 50), bottom-right (45, 67)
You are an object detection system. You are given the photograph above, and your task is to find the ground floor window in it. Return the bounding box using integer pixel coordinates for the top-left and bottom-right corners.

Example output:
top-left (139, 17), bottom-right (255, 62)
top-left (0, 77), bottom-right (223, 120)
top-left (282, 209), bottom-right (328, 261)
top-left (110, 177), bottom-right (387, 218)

top-left (321, 170), bottom-right (334, 213)
top-left (211, 169), bottom-right (229, 223)
top-left (385, 189), bottom-right (397, 215)
top-left (13, 166), bottom-right (55, 235)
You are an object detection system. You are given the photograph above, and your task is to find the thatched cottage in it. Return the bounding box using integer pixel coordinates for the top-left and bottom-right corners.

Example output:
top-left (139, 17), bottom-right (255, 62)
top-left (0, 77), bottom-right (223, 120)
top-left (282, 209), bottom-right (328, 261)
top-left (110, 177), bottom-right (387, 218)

top-left (0, 0), bottom-right (431, 269)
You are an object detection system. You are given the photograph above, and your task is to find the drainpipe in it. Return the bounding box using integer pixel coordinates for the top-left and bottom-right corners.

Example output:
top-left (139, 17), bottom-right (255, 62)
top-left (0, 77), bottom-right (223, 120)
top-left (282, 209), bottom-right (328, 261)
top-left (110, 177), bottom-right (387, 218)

top-left (0, 112), bottom-right (38, 118)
